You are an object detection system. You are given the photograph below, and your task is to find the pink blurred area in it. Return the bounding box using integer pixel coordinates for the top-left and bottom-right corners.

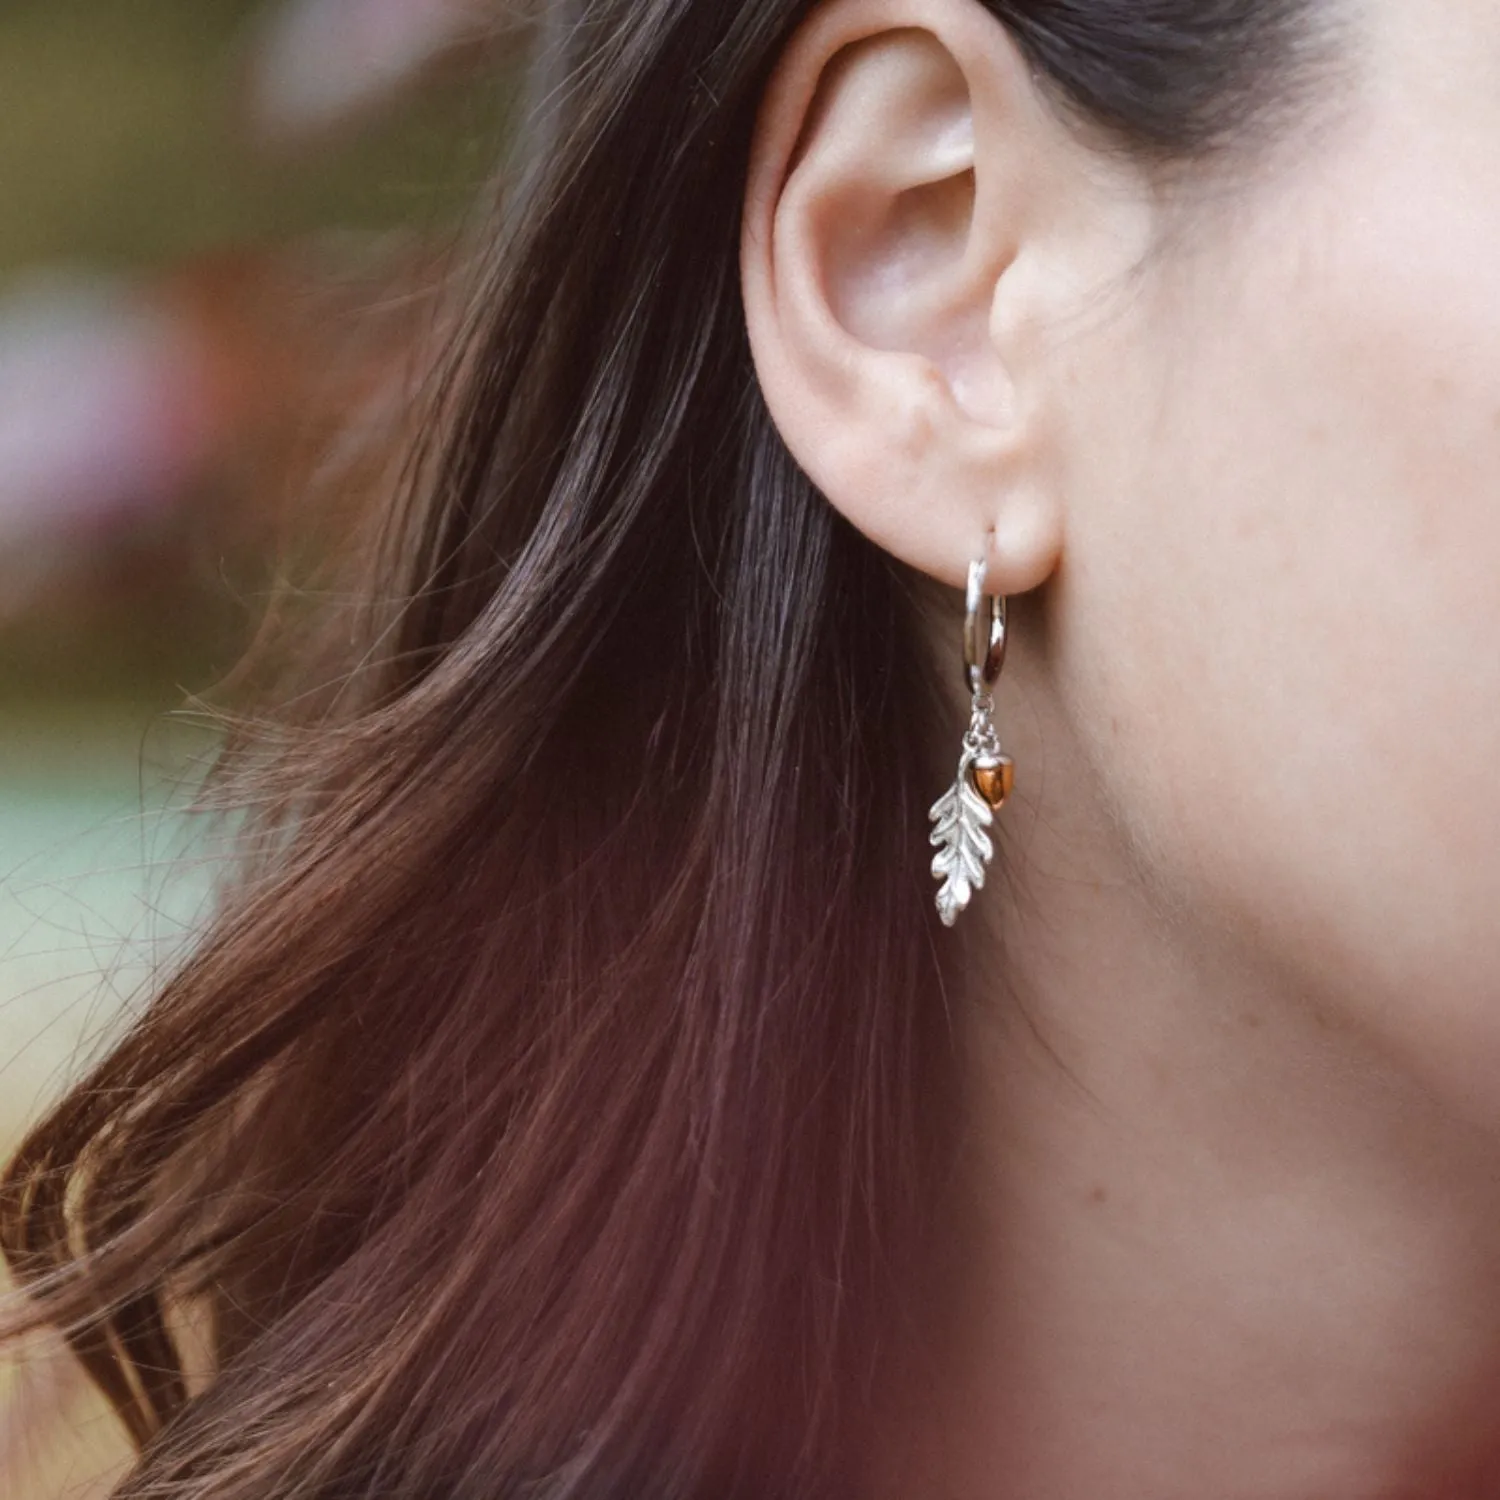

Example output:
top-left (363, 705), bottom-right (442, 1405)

top-left (0, 277), bottom-right (223, 547)
top-left (247, 0), bottom-right (495, 137)
top-left (0, 240), bottom-right (442, 628)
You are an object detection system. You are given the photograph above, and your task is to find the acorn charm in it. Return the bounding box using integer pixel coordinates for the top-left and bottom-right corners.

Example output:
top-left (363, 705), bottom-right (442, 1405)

top-left (971, 754), bottom-right (1015, 811)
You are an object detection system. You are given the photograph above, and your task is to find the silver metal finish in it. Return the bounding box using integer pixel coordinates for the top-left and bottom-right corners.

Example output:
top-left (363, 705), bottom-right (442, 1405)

top-left (964, 556), bottom-right (1007, 695)
top-left (931, 554), bottom-right (1011, 927)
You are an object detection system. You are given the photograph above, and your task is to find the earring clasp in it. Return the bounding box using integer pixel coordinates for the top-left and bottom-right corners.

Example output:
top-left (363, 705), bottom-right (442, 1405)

top-left (964, 556), bottom-right (1007, 695)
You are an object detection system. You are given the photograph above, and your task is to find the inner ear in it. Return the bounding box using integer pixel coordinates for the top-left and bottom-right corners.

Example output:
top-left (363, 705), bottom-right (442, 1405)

top-left (829, 157), bottom-right (1006, 424)
top-left (828, 168), bottom-right (979, 350)
top-left (787, 27), bottom-right (1004, 423)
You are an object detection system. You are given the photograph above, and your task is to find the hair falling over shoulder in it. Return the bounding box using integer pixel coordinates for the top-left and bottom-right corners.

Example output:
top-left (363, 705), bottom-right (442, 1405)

top-left (1, 1), bottom-right (1318, 1495)
top-left (2, 5), bottom-right (953, 1492)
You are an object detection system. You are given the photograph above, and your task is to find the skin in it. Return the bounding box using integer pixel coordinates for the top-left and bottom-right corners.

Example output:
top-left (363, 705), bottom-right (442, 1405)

top-left (742, 1), bottom-right (1500, 1496)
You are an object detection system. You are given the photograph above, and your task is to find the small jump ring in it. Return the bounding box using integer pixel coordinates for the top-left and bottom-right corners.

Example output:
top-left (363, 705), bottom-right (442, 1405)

top-left (964, 556), bottom-right (1007, 694)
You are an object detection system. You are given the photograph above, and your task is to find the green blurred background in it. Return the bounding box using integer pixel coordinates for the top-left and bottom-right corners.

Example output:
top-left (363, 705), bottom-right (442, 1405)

top-left (0, 0), bottom-right (515, 1163)
top-left (1, 4), bottom-right (523, 1486)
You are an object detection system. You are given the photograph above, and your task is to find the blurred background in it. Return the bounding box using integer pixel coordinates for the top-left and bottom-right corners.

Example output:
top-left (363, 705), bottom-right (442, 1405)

top-left (0, 2), bottom-right (524, 1489)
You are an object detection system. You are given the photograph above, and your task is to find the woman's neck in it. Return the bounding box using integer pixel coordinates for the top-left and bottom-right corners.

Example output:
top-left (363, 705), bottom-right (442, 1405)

top-left (874, 771), bottom-right (1500, 1500)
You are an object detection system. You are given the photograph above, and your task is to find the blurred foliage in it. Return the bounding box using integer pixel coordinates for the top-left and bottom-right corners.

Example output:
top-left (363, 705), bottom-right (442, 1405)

top-left (0, 0), bottom-right (516, 707)
top-left (0, 16), bottom-right (530, 1485)
top-left (0, 0), bottom-right (510, 275)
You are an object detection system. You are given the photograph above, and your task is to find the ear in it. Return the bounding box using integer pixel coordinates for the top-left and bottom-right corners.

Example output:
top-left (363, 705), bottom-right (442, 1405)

top-left (741, 0), bottom-right (1145, 593)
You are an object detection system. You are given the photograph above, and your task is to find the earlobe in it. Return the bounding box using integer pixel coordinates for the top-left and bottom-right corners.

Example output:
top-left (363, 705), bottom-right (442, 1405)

top-left (740, 0), bottom-right (1087, 595)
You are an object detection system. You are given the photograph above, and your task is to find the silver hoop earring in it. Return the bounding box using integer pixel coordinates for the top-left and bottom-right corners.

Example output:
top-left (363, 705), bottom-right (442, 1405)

top-left (929, 556), bottom-right (1014, 927)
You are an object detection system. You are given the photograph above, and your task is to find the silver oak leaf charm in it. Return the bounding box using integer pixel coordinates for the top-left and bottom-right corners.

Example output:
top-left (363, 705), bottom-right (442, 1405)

top-left (929, 748), bottom-right (996, 927)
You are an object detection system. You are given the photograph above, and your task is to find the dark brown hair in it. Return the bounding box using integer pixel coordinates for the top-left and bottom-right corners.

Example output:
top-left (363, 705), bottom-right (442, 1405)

top-left (3, 3), bottom-right (1321, 1495)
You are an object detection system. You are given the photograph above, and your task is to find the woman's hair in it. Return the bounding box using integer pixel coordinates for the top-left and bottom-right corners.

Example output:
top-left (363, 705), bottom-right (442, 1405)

top-left (3, 3), bottom-right (1323, 1496)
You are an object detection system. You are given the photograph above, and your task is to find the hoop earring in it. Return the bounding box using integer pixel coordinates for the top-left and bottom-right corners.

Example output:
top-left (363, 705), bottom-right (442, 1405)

top-left (929, 556), bottom-right (1014, 928)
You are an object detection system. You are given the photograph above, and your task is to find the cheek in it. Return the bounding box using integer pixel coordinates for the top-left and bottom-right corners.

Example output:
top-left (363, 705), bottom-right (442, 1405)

top-left (1058, 155), bottom-right (1500, 1114)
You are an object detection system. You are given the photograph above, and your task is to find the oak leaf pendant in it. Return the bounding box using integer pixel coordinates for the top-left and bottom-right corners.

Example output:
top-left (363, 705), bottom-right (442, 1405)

top-left (929, 749), bottom-right (1000, 928)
